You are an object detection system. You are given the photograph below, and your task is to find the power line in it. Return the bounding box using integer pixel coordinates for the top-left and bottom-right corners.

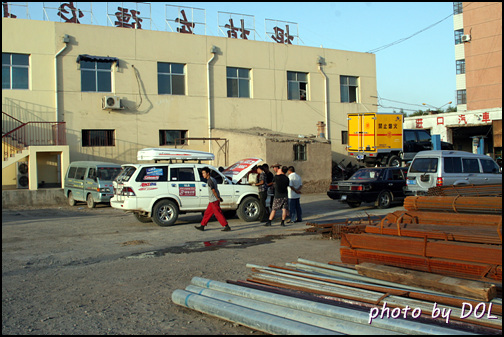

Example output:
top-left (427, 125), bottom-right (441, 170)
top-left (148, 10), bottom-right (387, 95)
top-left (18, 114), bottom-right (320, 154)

top-left (367, 12), bottom-right (453, 53)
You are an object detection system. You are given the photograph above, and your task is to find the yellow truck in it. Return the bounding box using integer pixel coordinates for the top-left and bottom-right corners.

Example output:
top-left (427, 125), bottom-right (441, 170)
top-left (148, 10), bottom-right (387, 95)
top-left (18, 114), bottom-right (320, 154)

top-left (347, 113), bottom-right (453, 167)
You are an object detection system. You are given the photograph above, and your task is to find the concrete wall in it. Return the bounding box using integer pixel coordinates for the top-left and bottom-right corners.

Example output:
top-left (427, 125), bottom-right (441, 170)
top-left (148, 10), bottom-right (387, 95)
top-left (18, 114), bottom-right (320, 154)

top-left (2, 189), bottom-right (67, 208)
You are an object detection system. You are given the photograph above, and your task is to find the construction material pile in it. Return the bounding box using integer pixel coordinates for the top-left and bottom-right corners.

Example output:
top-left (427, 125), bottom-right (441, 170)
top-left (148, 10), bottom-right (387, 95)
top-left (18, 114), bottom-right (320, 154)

top-left (427, 183), bottom-right (502, 197)
top-left (306, 215), bottom-right (383, 239)
top-left (172, 258), bottom-right (502, 334)
top-left (340, 196), bottom-right (502, 283)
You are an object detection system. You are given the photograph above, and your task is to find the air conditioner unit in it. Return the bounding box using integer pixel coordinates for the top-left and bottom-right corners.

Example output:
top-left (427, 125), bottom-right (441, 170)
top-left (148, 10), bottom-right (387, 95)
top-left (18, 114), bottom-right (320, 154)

top-left (102, 96), bottom-right (121, 110)
top-left (17, 161), bottom-right (29, 189)
top-left (461, 34), bottom-right (471, 42)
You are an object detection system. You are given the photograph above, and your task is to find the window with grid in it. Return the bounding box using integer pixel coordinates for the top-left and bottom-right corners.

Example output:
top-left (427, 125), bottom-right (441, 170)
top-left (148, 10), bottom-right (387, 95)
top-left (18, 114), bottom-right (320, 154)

top-left (82, 130), bottom-right (115, 147)
top-left (81, 61), bottom-right (112, 92)
top-left (287, 71), bottom-right (308, 100)
top-left (227, 67), bottom-right (250, 98)
top-left (456, 59), bottom-right (465, 74)
top-left (340, 76), bottom-right (358, 103)
top-left (293, 144), bottom-right (307, 161)
top-left (457, 89), bottom-right (466, 104)
top-left (2, 53), bottom-right (29, 89)
top-left (453, 2), bottom-right (463, 15)
top-left (159, 130), bottom-right (187, 146)
top-left (454, 29), bottom-right (464, 45)
top-left (158, 62), bottom-right (185, 95)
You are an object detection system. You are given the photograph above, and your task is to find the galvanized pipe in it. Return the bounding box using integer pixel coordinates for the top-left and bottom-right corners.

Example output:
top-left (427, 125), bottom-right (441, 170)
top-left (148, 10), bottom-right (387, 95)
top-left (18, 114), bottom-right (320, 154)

top-left (190, 277), bottom-right (471, 335)
top-left (185, 285), bottom-right (397, 335)
top-left (171, 289), bottom-right (339, 335)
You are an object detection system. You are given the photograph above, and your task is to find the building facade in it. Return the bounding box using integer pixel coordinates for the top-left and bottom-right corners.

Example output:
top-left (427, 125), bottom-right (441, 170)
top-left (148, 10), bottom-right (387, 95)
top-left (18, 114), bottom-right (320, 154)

top-left (2, 13), bottom-right (377, 190)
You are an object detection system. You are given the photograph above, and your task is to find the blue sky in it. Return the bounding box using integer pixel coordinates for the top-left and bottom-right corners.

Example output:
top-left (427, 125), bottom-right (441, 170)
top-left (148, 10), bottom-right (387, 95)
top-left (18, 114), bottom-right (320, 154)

top-left (10, 2), bottom-right (456, 114)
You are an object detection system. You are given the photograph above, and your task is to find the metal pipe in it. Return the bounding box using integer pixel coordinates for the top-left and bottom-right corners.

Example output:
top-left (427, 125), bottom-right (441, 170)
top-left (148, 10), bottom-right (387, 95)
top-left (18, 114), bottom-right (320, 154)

top-left (54, 35), bottom-right (69, 122)
top-left (190, 277), bottom-right (469, 335)
top-left (207, 46), bottom-right (217, 155)
top-left (317, 62), bottom-right (329, 140)
top-left (171, 289), bottom-right (338, 335)
top-left (185, 285), bottom-right (396, 335)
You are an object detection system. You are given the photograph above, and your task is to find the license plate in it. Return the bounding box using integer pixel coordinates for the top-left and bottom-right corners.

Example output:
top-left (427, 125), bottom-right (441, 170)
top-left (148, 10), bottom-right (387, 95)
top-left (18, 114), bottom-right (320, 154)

top-left (357, 155), bottom-right (364, 160)
top-left (341, 195), bottom-right (347, 201)
top-left (407, 180), bottom-right (416, 185)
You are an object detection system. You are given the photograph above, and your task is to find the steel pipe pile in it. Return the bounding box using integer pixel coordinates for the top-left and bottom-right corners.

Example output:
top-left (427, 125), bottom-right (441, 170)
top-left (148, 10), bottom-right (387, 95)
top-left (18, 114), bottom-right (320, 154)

top-left (427, 184), bottom-right (502, 197)
top-left (403, 196), bottom-right (502, 214)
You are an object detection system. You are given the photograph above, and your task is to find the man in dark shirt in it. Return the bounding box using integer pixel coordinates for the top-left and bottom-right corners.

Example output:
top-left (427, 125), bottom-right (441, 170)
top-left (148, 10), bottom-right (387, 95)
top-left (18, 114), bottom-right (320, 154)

top-left (264, 166), bottom-right (290, 227)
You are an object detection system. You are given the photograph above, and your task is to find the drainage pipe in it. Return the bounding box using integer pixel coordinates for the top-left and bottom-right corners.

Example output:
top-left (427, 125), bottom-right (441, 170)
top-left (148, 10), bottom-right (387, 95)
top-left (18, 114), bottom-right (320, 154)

top-left (317, 63), bottom-right (329, 140)
top-left (54, 34), bottom-right (69, 122)
top-left (185, 285), bottom-right (396, 335)
top-left (171, 289), bottom-right (338, 335)
top-left (190, 277), bottom-right (469, 335)
top-left (207, 46), bottom-right (217, 155)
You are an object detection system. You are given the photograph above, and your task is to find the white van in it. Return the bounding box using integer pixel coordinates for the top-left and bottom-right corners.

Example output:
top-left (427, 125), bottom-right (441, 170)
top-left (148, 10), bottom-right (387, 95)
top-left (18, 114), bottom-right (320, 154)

top-left (64, 161), bottom-right (123, 208)
top-left (111, 148), bottom-right (263, 226)
top-left (405, 150), bottom-right (502, 195)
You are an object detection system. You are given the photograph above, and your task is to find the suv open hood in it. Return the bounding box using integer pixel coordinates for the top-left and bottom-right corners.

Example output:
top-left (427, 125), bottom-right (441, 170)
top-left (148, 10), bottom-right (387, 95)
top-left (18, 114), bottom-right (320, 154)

top-left (222, 158), bottom-right (263, 183)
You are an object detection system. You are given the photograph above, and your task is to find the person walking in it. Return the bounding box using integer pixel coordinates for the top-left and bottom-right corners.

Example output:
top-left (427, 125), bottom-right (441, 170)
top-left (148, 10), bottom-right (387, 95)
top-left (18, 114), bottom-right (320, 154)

top-left (195, 167), bottom-right (231, 232)
top-left (287, 166), bottom-right (303, 223)
top-left (252, 165), bottom-right (269, 222)
top-left (264, 166), bottom-right (289, 227)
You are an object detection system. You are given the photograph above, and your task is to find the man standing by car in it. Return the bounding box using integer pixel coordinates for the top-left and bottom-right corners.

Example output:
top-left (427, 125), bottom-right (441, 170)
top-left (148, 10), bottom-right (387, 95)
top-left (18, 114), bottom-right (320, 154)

top-left (195, 167), bottom-right (231, 232)
top-left (252, 165), bottom-right (269, 222)
top-left (265, 166), bottom-right (290, 227)
top-left (287, 166), bottom-right (303, 223)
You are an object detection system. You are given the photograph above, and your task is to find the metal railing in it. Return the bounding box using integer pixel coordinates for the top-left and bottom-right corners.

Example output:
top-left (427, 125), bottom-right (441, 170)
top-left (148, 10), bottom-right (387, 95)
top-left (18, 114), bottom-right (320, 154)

top-left (2, 112), bottom-right (66, 161)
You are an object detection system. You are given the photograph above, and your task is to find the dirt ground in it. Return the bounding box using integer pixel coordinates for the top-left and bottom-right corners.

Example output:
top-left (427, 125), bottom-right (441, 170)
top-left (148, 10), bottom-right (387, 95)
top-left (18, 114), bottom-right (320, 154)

top-left (2, 193), bottom-right (405, 335)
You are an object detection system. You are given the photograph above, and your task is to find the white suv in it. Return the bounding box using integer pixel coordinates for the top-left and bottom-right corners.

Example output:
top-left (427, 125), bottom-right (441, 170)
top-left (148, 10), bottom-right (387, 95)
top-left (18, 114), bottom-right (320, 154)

top-left (111, 155), bottom-right (263, 226)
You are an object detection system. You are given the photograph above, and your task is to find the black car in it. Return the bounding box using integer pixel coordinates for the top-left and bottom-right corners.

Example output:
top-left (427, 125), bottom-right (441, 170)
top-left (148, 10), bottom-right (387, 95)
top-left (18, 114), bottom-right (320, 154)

top-left (327, 167), bottom-right (407, 208)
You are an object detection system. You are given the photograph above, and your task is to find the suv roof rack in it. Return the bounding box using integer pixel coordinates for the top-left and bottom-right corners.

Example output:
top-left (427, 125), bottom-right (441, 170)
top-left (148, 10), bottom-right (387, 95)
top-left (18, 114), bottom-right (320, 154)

top-left (137, 148), bottom-right (215, 163)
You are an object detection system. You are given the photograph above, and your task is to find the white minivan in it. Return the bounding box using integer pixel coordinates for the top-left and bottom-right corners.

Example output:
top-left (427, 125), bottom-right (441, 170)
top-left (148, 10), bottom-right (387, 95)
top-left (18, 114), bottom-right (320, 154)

top-left (405, 150), bottom-right (502, 195)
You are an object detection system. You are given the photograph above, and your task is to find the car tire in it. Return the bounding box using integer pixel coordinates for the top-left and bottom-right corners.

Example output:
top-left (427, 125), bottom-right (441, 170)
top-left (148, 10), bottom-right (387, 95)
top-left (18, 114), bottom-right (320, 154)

top-left (68, 192), bottom-right (76, 206)
top-left (134, 212), bottom-right (152, 223)
top-left (152, 200), bottom-right (179, 227)
top-left (388, 155), bottom-right (401, 167)
top-left (86, 193), bottom-right (96, 208)
top-left (347, 201), bottom-right (361, 208)
top-left (377, 191), bottom-right (392, 209)
top-left (237, 196), bottom-right (261, 222)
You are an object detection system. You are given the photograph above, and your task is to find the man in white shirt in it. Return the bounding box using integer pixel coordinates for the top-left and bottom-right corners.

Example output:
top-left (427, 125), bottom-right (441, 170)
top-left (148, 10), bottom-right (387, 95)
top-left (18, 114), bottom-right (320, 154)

top-left (287, 166), bottom-right (303, 223)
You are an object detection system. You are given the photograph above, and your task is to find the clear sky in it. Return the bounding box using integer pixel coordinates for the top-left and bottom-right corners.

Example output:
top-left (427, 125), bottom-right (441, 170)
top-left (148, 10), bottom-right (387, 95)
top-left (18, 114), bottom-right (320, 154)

top-left (11, 2), bottom-right (456, 115)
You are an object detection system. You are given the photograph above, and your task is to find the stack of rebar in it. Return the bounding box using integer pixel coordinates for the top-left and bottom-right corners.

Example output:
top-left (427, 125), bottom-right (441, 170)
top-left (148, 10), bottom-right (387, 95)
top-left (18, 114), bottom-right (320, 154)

top-left (427, 183), bottom-right (502, 197)
top-left (306, 215), bottom-right (383, 239)
top-left (403, 196), bottom-right (502, 214)
top-left (172, 258), bottom-right (503, 334)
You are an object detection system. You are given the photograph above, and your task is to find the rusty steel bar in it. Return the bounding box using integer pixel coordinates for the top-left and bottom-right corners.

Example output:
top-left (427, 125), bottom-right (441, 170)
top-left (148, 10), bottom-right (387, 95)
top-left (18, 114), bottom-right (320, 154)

top-left (403, 196), bottom-right (502, 214)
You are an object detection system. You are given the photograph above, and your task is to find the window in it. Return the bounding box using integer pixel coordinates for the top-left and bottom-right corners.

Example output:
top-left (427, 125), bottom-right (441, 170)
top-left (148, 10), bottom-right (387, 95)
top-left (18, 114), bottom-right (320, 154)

top-left (227, 67), bottom-right (250, 98)
top-left (456, 59), bottom-right (465, 74)
top-left (2, 53), bottom-right (29, 89)
top-left (404, 130), bottom-right (417, 143)
top-left (137, 166), bottom-right (168, 182)
top-left (287, 71), bottom-right (308, 100)
top-left (410, 158), bottom-right (438, 173)
top-left (457, 89), bottom-right (466, 104)
top-left (82, 129), bottom-right (115, 147)
top-left (444, 157), bottom-right (462, 173)
top-left (159, 130), bottom-right (187, 146)
top-left (341, 131), bottom-right (348, 145)
top-left (480, 159), bottom-right (499, 173)
top-left (453, 2), bottom-right (463, 15)
top-left (75, 167), bottom-right (87, 180)
top-left (293, 144), bottom-right (307, 161)
top-left (416, 130), bottom-right (431, 143)
top-left (462, 158), bottom-right (480, 173)
top-left (158, 62), bottom-right (185, 95)
top-left (81, 61), bottom-right (112, 92)
top-left (454, 29), bottom-right (464, 45)
top-left (170, 167), bottom-right (195, 182)
top-left (197, 168), bottom-right (224, 184)
top-left (340, 76), bottom-right (358, 103)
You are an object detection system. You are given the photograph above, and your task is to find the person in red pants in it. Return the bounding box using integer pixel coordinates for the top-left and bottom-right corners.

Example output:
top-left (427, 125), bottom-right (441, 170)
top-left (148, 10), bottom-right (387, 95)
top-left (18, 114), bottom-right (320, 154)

top-left (195, 167), bottom-right (231, 232)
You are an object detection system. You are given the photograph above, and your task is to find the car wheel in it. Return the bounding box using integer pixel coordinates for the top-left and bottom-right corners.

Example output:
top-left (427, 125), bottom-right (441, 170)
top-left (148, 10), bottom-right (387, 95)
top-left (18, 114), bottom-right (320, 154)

top-left (86, 193), bottom-right (96, 208)
top-left (388, 155), bottom-right (401, 167)
top-left (347, 201), bottom-right (361, 208)
top-left (68, 192), bottom-right (76, 206)
top-left (134, 212), bottom-right (152, 223)
top-left (152, 200), bottom-right (179, 227)
top-left (377, 191), bottom-right (392, 209)
top-left (237, 196), bottom-right (261, 222)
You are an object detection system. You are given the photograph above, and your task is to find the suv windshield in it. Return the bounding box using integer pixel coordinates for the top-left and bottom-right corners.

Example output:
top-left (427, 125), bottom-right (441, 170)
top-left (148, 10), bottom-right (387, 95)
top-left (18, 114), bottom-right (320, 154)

top-left (115, 166), bottom-right (137, 182)
top-left (349, 168), bottom-right (383, 180)
top-left (410, 158), bottom-right (438, 173)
